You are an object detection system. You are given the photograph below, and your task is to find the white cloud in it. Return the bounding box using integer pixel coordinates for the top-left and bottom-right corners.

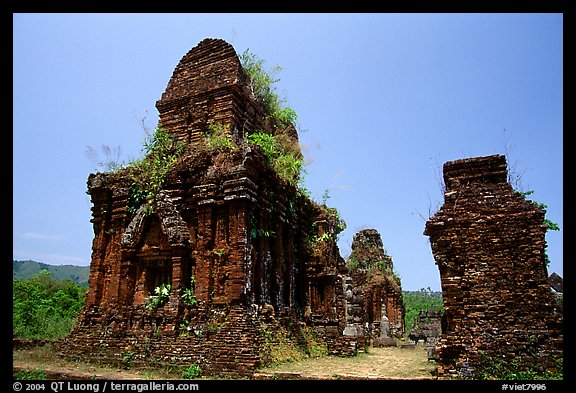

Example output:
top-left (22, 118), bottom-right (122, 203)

top-left (12, 250), bottom-right (88, 266)
top-left (22, 232), bottom-right (65, 241)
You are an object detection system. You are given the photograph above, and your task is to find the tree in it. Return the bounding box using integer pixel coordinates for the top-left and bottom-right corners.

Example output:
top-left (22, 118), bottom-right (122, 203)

top-left (13, 271), bottom-right (86, 339)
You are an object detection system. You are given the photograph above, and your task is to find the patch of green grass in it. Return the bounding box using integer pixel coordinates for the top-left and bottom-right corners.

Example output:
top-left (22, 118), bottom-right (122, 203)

top-left (14, 369), bottom-right (48, 380)
top-left (260, 325), bottom-right (328, 367)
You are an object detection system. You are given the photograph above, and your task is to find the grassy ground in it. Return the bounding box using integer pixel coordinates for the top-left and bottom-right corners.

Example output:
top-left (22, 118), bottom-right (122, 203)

top-left (13, 344), bottom-right (183, 380)
top-left (13, 343), bottom-right (437, 380)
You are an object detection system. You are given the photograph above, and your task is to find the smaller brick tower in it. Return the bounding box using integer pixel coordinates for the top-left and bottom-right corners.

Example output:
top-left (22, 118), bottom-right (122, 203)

top-left (346, 229), bottom-right (404, 343)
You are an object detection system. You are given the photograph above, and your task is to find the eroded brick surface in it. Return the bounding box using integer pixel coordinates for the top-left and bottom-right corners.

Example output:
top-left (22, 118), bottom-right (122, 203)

top-left (424, 154), bottom-right (563, 378)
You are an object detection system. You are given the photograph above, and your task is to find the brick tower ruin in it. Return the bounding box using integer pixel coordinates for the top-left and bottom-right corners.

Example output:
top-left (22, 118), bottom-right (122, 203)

top-left (59, 38), bottom-right (363, 377)
top-left (424, 154), bottom-right (563, 378)
top-left (345, 229), bottom-right (404, 345)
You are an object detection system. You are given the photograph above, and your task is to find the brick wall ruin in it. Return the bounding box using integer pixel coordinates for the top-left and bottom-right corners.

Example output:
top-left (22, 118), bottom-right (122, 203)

top-left (345, 229), bottom-right (404, 346)
top-left (58, 38), bottom-right (360, 377)
top-left (408, 309), bottom-right (443, 361)
top-left (424, 154), bottom-right (563, 378)
top-left (408, 310), bottom-right (442, 345)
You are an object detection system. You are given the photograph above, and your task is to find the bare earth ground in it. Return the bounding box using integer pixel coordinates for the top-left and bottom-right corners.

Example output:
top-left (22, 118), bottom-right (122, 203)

top-left (254, 346), bottom-right (437, 380)
top-left (13, 344), bottom-right (437, 380)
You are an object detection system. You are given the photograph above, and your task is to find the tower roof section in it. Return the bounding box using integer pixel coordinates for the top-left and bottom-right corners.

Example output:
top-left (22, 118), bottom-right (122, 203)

top-left (157, 38), bottom-right (249, 106)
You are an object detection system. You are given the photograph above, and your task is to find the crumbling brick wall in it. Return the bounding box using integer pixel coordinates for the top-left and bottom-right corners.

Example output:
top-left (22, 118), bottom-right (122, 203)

top-left (408, 310), bottom-right (442, 344)
top-left (424, 154), bottom-right (563, 378)
top-left (59, 38), bottom-right (356, 377)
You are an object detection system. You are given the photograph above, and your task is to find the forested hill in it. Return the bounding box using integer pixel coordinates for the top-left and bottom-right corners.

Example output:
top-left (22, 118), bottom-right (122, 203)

top-left (13, 260), bottom-right (90, 287)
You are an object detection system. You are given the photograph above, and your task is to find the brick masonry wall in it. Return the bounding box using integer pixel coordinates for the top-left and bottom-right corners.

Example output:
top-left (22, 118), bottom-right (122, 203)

top-left (156, 38), bottom-right (275, 147)
top-left (424, 154), bottom-right (563, 378)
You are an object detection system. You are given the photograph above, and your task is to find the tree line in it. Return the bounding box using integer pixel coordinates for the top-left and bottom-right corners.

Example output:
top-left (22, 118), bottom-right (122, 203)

top-left (403, 288), bottom-right (443, 335)
top-left (13, 270), bottom-right (86, 339)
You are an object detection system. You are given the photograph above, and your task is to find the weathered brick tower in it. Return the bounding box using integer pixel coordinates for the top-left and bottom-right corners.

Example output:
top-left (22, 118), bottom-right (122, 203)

top-left (59, 38), bottom-right (363, 377)
top-left (424, 154), bottom-right (563, 378)
top-left (345, 229), bottom-right (404, 344)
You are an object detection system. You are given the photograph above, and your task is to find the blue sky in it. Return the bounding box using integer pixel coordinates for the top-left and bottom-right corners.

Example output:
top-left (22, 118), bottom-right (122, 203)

top-left (13, 13), bottom-right (563, 291)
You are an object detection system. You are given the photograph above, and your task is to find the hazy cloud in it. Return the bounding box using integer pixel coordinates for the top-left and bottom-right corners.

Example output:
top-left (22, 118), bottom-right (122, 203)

top-left (22, 232), bottom-right (65, 241)
top-left (13, 249), bottom-right (88, 266)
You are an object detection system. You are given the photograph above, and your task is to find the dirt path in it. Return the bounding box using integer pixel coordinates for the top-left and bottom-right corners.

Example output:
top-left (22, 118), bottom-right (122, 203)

top-left (255, 346), bottom-right (437, 380)
top-left (14, 344), bottom-right (437, 380)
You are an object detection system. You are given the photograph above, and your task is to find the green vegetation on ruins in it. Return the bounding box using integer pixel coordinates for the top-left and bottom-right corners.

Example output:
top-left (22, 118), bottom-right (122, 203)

top-left (259, 324), bottom-right (328, 367)
top-left (86, 49), bottom-right (330, 221)
top-left (240, 48), bottom-right (298, 130)
top-left (471, 351), bottom-right (563, 380)
top-left (126, 126), bottom-right (185, 216)
top-left (245, 130), bottom-right (304, 188)
top-left (239, 49), bottom-right (306, 191)
top-left (86, 125), bottom-right (185, 217)
top-left (519, 190), bottom-right (560, 267)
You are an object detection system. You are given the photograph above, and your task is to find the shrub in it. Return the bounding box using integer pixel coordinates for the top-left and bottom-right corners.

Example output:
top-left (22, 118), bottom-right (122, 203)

top-left (240, 49), bottom-right (298, 129)
top-left (127, 126), bottom-right (184, 215)
top-left (146, 284), bottom-right (172, 310)
top-left (473, 351), bottom-right (563, 380)
top-left (182, 364), bottom-right (202, 379)
top-left (202, 122), bottom-right (236, 152)
top-left (245, 131), bottom-right (303, 187)
top-left (180, 277), bottom-right (197, 308)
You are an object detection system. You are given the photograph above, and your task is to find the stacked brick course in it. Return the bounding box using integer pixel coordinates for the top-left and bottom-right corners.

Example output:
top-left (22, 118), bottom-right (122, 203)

top-left (157, 38), bottom-right (264, 146)
top-left (424, 154), bottom-right (563, 377)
